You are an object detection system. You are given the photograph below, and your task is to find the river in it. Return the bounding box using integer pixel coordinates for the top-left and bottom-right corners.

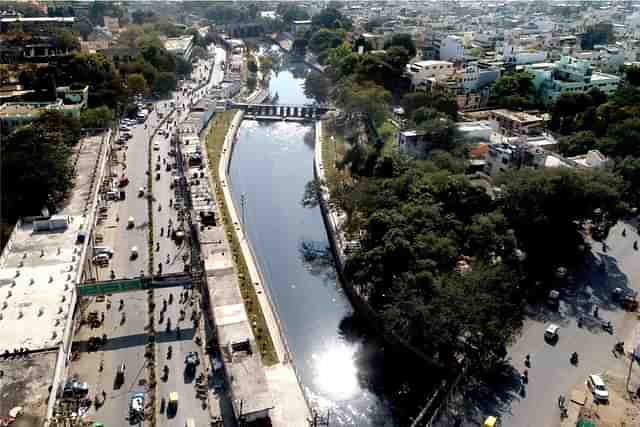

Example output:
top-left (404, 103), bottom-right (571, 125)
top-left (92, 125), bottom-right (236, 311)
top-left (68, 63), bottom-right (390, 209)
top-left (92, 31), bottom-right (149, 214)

top-left (228, 59), bottom-right (399, 426)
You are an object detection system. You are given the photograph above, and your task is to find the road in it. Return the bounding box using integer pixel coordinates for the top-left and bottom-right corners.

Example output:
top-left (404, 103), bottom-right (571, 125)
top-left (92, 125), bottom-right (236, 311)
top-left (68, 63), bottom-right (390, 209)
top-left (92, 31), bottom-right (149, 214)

top-left (437, 221), bottom-right (640, 426)
top-left (70, 45), bottom-right (226, 426)
top-left (154, 47), bottom-right (227, 426)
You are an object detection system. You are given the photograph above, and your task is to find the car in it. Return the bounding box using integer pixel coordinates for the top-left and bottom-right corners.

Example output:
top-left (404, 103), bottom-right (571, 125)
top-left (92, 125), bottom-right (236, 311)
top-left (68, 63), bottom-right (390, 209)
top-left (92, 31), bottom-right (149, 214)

top-left (119, 126), bottom-right (131, 132)
top-left (153, 142), bottom-right (160, 150)
top-left (587, 374), bottom-right (609, 402)
top-left (544, 324), bottom-right (559, 341)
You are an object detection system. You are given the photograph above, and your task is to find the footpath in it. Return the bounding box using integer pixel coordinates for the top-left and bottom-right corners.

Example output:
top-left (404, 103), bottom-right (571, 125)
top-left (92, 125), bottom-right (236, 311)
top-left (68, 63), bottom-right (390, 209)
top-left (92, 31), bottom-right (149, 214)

top-left (216, 107), bottom-right (311, 425)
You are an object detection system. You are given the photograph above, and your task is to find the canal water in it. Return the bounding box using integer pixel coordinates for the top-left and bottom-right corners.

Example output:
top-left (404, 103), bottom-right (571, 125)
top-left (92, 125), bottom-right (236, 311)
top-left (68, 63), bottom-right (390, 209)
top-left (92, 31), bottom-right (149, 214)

top-left (228, 61), bottom-right (397, 425)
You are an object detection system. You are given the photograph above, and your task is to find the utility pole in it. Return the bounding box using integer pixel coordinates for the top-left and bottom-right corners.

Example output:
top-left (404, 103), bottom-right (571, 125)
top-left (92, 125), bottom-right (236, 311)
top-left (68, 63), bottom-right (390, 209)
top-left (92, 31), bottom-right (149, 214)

top-left (240, 193), bottom-right (246, 231)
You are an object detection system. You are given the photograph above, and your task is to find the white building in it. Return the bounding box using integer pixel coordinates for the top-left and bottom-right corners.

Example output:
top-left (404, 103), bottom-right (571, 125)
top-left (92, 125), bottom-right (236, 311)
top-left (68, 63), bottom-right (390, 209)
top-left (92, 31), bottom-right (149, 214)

top-left (405, 60), bottom-right (455, 91)
top-left (164, 35), bottom-right (194, 60)
top-left (440, 35), bottom-right (465, 62)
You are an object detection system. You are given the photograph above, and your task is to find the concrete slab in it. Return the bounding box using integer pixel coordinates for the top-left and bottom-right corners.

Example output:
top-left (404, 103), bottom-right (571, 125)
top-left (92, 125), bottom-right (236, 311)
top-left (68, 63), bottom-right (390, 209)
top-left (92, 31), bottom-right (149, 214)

top-left (0, 134), bottom-right (106, 351)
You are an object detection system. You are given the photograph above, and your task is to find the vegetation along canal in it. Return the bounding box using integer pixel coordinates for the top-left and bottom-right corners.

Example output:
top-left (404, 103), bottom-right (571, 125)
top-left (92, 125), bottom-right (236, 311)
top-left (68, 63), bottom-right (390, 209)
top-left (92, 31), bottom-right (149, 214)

top-left (228, 59), bottom-right (402, 425)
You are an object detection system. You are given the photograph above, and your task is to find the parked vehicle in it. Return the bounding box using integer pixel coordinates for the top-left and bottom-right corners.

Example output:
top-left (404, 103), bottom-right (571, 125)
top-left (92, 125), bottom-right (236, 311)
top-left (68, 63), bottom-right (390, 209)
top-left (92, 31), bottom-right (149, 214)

top-left (587, 374), bottom-right (609, 402)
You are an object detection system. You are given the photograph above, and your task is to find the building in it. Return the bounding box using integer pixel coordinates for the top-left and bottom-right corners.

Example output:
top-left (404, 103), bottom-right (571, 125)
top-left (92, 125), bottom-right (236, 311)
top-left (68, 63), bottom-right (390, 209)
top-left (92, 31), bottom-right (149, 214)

top-left (462, 61), bottom-right (501, 91)
top-left (0, 16), bottom-right (74, 34)
top-left (292, 20), bottom-right (312, 36)
top-left (526, 56), bottom-right (621, 105)
top-left (0, 85), bottom-right (88, 130)
top-left (164, 35), bottom-right (194, 61)
top-left (397, 121), bottom-right (493, 159)
top-left (362, 32), bottom-right (385, 51)
top-left (440, 35), bottom-right (465, 62)
top-left (405, 60), bottom-right (455, 91)
top-left (486, 109), bottom-right (546, 136)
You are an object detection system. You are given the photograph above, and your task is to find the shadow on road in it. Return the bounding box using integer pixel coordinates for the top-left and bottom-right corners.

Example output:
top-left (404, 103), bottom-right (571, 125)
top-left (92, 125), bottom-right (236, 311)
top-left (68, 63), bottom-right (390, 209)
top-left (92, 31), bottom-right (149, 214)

top-left (155, 327), bottom-right (196, 344)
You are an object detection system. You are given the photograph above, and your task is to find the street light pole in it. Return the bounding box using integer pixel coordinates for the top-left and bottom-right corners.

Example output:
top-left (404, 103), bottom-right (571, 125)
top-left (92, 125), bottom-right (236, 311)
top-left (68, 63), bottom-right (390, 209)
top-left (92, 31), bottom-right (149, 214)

top-left (240, 193), bottom-right (246, 232)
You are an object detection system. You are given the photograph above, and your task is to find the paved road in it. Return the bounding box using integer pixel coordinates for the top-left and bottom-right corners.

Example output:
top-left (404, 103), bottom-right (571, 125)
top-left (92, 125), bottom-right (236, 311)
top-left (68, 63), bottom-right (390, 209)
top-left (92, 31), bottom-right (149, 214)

top-left (154, 47), bottom-right (227, 426)
top-left (440, 221), bottom-right (640, 427)
top-left (72, 46), bottom-right (226, 426)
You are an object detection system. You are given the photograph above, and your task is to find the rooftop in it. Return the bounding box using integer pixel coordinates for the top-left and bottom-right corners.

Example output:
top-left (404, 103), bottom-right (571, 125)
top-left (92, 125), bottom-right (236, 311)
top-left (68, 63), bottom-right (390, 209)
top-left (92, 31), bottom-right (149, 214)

top-left (491, 109), bottom-right (544, 124)
top-left (0, 134), bottom-right (107, 351)
top-left (0, 17), bottom-right (75, 23)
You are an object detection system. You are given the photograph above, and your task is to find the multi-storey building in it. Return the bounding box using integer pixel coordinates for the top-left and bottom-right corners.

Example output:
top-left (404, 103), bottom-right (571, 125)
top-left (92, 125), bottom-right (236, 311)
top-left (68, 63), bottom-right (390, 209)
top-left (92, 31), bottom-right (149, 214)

top-left (526, 55), bottom-right (621, 105)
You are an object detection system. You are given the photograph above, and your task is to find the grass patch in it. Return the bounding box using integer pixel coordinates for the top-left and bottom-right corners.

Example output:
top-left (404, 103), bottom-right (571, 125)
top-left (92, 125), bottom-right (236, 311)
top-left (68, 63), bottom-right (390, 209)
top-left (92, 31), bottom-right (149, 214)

top-left (377, 119), bottom-right (398, 157)
top-left (320, 119), bottom-right (350, 187)
top-left (204, 110), bottom-right (278, 367)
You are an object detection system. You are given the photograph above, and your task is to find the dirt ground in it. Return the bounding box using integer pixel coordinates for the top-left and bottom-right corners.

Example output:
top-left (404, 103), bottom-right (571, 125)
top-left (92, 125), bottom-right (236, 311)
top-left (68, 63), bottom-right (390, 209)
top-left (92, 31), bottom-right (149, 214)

top-left (562, 322), bottom-right (640, 427)
top-left (0, 352), bottom-right (57, 427)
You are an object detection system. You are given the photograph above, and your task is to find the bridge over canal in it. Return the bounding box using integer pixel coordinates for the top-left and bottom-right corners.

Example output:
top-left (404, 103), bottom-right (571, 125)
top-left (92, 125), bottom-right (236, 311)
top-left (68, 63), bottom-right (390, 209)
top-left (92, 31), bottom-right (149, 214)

top-left (231, 102), bottom-right (333, 120)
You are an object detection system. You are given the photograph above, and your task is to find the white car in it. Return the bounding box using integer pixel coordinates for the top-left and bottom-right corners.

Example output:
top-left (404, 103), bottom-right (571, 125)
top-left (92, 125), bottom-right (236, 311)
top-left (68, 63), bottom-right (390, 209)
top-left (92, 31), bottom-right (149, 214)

top-left (153, 142), bottom-right (160, 150)
top-left (587, 374), bottom-right (609, 402)
top-left (544, 324), bottom-right (559, 341)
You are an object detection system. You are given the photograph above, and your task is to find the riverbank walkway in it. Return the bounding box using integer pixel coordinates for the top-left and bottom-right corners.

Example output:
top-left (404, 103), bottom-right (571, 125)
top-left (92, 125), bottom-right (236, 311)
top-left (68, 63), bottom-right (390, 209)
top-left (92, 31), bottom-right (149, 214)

top-left (216, 109), bottom-right (311, 425)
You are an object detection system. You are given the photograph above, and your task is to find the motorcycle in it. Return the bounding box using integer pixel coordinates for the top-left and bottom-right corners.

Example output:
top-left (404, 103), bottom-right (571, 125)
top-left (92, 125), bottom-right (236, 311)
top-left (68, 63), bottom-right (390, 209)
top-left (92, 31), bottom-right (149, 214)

top-left (603, 321), bottom-right (613, 334)
top-left (121, 312), bottom-right (126, 324)
top-left (167, 345), bottom-right (172, 359)
top-left (570, 352), bottom-right (578, 365)
top-left (166, 318), bottom-right (171, 332)
top-left (169, 293), bottom-right (173, 304)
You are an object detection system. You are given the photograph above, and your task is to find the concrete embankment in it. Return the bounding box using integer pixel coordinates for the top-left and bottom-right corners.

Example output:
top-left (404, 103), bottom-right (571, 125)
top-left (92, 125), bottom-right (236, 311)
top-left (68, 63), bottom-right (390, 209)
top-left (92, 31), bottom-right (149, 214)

top-left (217, 111), bottom-right (311, 426)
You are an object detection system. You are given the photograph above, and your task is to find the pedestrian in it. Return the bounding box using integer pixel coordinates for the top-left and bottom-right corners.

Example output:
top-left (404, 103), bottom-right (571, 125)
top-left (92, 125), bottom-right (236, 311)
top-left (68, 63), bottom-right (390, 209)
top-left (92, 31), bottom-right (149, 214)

top-left (102, 390), bottom-right (106, 401)
top-left (594, 306), bottom-right (599, 318)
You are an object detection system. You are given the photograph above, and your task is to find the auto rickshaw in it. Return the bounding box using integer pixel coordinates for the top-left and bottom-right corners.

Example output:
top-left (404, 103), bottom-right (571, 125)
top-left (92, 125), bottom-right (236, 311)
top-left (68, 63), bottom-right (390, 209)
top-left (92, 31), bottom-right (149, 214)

top-left (130, 246), bottom-right (139, 260)
top-left (167, 392), bottom-right (178, 414)
top-left (127, 217), bottom-right (135, 229)
top-left (118, 175), bottom-right (129, 187)
top-left (138, 187), bottom-right (145, 197)
top-left (483, 416), bottom-right (498, 427)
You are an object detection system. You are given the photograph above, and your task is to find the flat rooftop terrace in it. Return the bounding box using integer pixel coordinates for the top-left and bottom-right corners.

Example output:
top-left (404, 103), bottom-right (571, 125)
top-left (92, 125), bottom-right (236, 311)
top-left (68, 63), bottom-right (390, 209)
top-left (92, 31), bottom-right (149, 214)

top-left (0, 134), bottom-right (106, 351)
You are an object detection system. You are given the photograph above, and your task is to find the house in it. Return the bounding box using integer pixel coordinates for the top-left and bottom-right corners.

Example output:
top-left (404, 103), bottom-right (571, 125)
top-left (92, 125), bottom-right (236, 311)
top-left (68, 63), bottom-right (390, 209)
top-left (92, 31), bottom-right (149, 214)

top-left (405, 60), bottom-right (455, 91)
top-left (292, 20), bottom-right (312, 36)
top-left (0, 85), bottom-right (89, 130)
top-left (0, 16), bottom-right (74, 34)
top-left (440, 35), bottom-right (465, 62)
top-left (525, 55), bottom-right (621, 105)
top-left (362, 33), bottom-right (385, 51)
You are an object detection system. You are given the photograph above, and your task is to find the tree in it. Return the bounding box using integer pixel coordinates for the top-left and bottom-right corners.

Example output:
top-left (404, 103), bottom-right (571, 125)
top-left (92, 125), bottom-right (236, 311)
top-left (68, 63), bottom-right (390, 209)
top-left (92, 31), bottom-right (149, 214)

top-left (1, 113), bottom-right (75, 220)
top-left (312, 7), bottom-right (351, 30)
top-left (53, 29), bottom-right (80, 51)
top-left (152, 72), bottom-right (177, 97)
top-left (337, 80), bottom-right (391, 126)
top-left (175, 56), bottom-right (192, 76)
top-left (558, 131), bottom-right (600, 157)
top-left (304, 71), bottom-right (331, 103)
top-left (246, 76), bottom-right (257, 92)
top-left (308, 29), bottom-right (344, 54)
top-left (247, 58), bottom-right (258, 74)
top-left (58, 53), bottom-right (126, 109)
top-left (80, 106), bottom-right (114, 129)
top-left (259, 55), bottom-right (273, 76)
top-left (132, 9), bottom-right (156, 25)
top-left (126, 73), bottom-right (149, 96)
top-left (492, 72), bottom-right (536, 109)
top-left (191, 46), bottom-right (208, 61)
top-left (278, 4), bottom-right (309, 24)
top-left (499, 168), bottom-right (626, 278)
top-left (384, 33), bottom-right (417, 58)
top-left (73, 18), bottom-right (93, 40)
